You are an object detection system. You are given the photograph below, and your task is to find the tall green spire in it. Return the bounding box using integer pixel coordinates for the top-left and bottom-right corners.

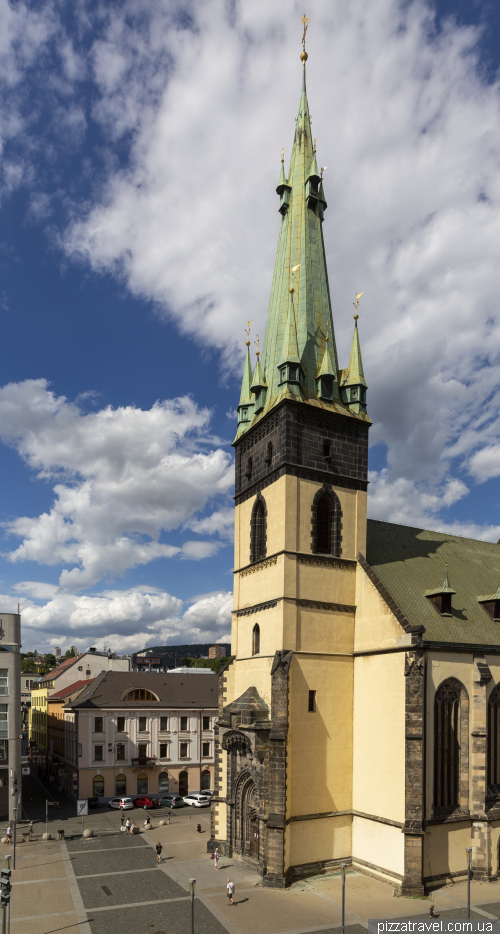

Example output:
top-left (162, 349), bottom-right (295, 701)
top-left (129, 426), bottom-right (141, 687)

top-left (340, 316), bottom-right (368, 415)
top-left (235, 53), bottom-right (370, 438)
top-left (235, 342), bottom-right (254, 438)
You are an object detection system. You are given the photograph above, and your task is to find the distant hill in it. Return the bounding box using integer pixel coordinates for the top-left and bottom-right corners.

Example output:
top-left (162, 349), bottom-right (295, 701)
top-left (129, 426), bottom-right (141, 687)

top-left (136, 643), bottom-right (231, 658)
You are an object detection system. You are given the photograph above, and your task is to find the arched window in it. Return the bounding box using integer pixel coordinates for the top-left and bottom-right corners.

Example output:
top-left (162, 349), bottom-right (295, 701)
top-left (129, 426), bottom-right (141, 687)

top-left (122, 689), bottom-right (159, 702)
top-left (488, 683), bottom-right (500, 790)
top-left (115, 774), bottom-right (126, 795)
top-left (265, 442), bottom-right (273, 467)
top-left (93, 775), bottom-right (104, 797)
top-left (312, 487), bottom-right (342, 556)
top-left (252, 624), bottom-right (260, 656)
top-left (434, 677), bottom-right (469, 814)
top-left (201, 769), bottom-right (211, 791)
top-left (179, 770), bottom-right (189, 796)
top-left (250, 495), bottom-right (267, 564)
top-left (158, 771), bottom-right (169, 793)
top-left (137, 772), bottom-right (148, 794)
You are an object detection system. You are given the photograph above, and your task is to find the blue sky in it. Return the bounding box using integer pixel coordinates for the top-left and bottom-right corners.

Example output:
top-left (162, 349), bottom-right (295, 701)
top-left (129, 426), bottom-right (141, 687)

top-left (1, 0), bottom-right (500, 653)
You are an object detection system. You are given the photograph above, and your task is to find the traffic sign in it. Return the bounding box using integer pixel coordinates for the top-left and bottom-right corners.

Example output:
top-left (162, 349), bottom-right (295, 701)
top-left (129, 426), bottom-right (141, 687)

top-left (76, 799), bottom-right (88, 817)
top-left (21, 766), bottom-right (30, 775)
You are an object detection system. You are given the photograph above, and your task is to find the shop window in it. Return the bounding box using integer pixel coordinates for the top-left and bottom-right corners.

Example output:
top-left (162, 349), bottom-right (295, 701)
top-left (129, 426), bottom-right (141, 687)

top-left (158, 771), bottom-right (169, 793)
top-left (93, 775), bottom-right (104, 797)
top-left (115, 774), bottom-right (126, 795)
top-left (201, 769), bottom-right (211, 791)
top-left (137, 773), bottom-right (148, 794)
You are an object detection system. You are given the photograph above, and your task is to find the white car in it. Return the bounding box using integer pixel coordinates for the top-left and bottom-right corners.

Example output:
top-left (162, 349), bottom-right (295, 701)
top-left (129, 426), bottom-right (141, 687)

top-left (107, 796), bottom-right (134, 810)
top-left (191, 789), bottom-right (215, 798)
top-left (183, 793), bottom-right (211, 808)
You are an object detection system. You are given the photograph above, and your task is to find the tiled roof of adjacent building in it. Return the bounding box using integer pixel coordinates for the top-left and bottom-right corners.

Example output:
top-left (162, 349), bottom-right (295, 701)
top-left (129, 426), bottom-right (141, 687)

top-left (65, 670), bottom-right (218, 709)
top-left (48, 679), bottom-right (92, 700)
top-left (38, 655), bottom-right (84, 683)
top-left (366, 518), bottom-right (500, 646)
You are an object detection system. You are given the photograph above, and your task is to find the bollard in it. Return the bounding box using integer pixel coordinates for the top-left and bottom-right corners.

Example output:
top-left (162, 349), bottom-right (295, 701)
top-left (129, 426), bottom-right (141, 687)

top-left (83, 829), bottom-right (93, 839)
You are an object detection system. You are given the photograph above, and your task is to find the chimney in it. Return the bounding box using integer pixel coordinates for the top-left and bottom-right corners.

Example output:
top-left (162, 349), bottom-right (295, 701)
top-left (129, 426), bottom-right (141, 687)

top-left (89, 647), bottom-right (96, 654)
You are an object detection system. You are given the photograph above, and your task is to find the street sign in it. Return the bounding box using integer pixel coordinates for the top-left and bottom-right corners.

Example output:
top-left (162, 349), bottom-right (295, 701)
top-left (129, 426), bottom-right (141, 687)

top-left (21, 766), bottom-right (30, 775)
top-left (77, 799), bottom-right (88, 817)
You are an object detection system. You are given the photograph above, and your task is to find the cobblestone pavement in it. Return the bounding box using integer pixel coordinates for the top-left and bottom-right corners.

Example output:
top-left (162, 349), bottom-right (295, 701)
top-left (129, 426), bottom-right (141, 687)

top-left (4, 772), bottom-right (500, 934)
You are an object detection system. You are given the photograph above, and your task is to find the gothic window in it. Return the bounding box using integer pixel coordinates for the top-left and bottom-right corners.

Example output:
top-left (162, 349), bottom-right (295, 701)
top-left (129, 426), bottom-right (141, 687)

top-left (245, 456), bottom-right (253, 479)
top-left (265, 442), bottom-right (273, 467)
top-left (488, 683), bottom-right (500, 791)
top-left (250, 495), bottom-right (267, 563)
top-left (311, 487), bottom-right (342, 556)
top-left (252, 624), bottom-right (260, 656)
top-left (433, 677), bottom-right (469, 814)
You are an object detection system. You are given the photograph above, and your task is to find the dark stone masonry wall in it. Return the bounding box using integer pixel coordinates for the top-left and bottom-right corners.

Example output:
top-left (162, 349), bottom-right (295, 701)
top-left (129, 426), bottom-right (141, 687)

top-left (234, 400), bottom-right (369, 504)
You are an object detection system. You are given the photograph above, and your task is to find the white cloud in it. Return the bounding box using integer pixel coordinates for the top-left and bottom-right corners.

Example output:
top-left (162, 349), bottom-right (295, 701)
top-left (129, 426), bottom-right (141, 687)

top-left (0, 379), bottom-right (233, 589)
top-left (57, 0), bottom-right (500, 537)
top-left (12, 585), bottom-right (232, 653)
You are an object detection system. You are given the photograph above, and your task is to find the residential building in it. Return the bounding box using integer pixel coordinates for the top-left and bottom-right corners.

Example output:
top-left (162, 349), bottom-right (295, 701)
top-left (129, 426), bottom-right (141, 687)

top-left (29, 683), bottom-right (49, 760)
top-left (0, 612), bottom-right (21, 820)
top-left (64, 671), bottom-right (217, 800)
top-left (47, 680), bottom-right (91, 783)
top-left (208, 646), bottom-right (226, 660)
top-left (211, 47), bottom-right (500, 895)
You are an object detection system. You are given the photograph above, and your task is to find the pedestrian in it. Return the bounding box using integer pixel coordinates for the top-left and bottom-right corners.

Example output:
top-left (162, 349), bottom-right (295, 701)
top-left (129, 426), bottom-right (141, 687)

top-left (226, 878), bottom-right (235, 906)
top-left (167, 809), bottom-right (171, 825)
top-left (5, 825), bottom-right (11, 844)
top-left (196, 823), bottom-right (202, 833)
top-left (125, 818), bottom-right (131, 836)
top-left (28, 820), bottom-right (34, 840)
top-left (214, 846), bottom-right (220, 870)
top-left (156, 841), bottom-right (163, 862)
top-left (143, 815), bottom-right (151, 830)
top-left (120, 815), bottom-right (125, 832)
top-left (429, 905), bottom-right (439, 919)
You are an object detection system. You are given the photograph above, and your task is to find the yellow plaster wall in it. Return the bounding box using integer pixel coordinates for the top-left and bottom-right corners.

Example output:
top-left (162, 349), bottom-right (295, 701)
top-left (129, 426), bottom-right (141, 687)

top-left (295, 606), bottom-right (354, 655)
top-left (424, 822), bottom-right (472, 881)
top-left (352, 816), bottom-right (404, 877)
top-left (296, 561), bottom-right (356, 606)
top-left (229, 656), bottom-right (273, 709)
top-left (354, 567), bottom-right (404, 653)
top-left (288, 655), bottom-right (353, 816)
top-left (235, 605), bottom-right (284, 659)
top-left (352, 652), bottom-right (405, 823)
top-left (286, 815), bottom-right (351, 868)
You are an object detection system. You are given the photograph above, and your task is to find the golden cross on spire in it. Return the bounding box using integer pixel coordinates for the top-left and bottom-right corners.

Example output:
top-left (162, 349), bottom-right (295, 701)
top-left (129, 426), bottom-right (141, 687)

top-left (255, 334), bottom-right (261, 358)
top-left (353, 292), bottom-right (364, 321)
top-left (301, 14), bottom-right (309, 62)
top-left (245, 319), bottom-right (253, 347)
top-left (313, 137), bottom-right (317, 153)
top-left (281, 148), bottom-right (285, 164)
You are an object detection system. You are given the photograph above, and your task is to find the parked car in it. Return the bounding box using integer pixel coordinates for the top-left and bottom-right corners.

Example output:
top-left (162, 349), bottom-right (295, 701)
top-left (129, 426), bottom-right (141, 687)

top-left (134, 796), bottom-right (161, 809)
top-left (159, 794), bottom-right (185, 808)
top-left (191, 789), bottom-right (215, 798)
top-left (183, 793), bottom-right (211, 808)
top-left (107, 797), bottom-right (135, 810)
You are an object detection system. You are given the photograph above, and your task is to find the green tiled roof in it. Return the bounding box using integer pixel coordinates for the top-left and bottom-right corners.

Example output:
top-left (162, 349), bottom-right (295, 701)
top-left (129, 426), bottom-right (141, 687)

top-left (366, 519), bottom-right (500, 646)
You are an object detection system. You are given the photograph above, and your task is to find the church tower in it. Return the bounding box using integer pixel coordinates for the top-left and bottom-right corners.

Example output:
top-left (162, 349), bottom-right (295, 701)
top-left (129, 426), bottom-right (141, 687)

top-left (211, 36), bottom-right (370, 887)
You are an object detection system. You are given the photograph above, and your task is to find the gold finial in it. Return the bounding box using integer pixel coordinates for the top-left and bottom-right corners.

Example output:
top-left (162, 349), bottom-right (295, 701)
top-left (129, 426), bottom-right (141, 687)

top-left (245, 319), bottom-right (253, 347)
top-left (313, 137), bottom-right (317, 153)
top-left (320, 166), bottom-right (327, 180)
top-left (255, 334), bottom-right (261, 358)
top-left (301, 14), bottom-right (309, 62)
top-left (353, 291), bottom-right (364, 321)
top-left (281, 148), bottom-right (285, 164)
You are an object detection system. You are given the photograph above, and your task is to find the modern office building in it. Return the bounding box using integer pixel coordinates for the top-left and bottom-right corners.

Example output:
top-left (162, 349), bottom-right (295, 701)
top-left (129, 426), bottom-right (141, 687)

top-left (0, 612), bottom-right (21, 820)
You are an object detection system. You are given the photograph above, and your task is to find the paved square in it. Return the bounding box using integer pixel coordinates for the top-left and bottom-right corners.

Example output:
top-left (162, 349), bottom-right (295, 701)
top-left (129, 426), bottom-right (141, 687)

top-left (86, 898), bottom-right (228, 934)
top-left (79, 867), bottom-right (185, 908)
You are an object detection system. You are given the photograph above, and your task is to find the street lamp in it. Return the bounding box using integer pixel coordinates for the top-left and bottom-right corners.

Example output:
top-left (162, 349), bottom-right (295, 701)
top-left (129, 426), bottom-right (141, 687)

top-left (466, 847), bottom-right (472, 920)
top-left (340, 862), bottom-right (347, 934)
top-left (189, 878), bottom-right (196, 934)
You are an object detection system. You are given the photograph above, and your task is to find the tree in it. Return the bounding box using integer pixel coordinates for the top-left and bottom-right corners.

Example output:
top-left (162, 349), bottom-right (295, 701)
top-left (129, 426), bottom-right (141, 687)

top-left (65, 646), bottom-right (77, 658)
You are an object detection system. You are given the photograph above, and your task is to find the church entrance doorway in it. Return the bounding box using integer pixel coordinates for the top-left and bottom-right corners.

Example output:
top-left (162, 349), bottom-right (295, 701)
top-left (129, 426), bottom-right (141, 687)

top-left (250, 816), bottom-right (259, 857)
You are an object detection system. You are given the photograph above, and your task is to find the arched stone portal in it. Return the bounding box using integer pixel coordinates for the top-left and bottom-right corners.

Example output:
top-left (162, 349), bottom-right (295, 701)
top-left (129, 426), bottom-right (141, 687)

top-left (234, 772), bottom-right (259, 859)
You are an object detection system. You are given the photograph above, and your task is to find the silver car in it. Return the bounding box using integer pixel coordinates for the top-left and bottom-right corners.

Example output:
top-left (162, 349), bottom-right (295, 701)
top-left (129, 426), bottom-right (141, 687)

top-left (107, 796), bottom-right (134, 810)
top-left (183, 793), bottom-right (211, 808)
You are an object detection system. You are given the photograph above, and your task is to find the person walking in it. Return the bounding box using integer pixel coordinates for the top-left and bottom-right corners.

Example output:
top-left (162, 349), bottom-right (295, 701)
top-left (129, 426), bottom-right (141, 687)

top-left (28, 820), bottom-right (34, 840)
top-left (120, 815), bottom-right (125, 832)
top-left (429, 906), bottom-right (439, 919)
top-left (167, 809), bottom-right (171, 825)
top-left (196, 823), bottom-right (202, 833)
top-left (6, 825), bottom-right (12, 844)
top-left (214, 846), bottom-right (220, 870)
top-left (155, 842), bottom-right (163, 862)
top-left (226, 879), bottom-right (235, 906)
top-left (125, 818), bottom-right (131, 836)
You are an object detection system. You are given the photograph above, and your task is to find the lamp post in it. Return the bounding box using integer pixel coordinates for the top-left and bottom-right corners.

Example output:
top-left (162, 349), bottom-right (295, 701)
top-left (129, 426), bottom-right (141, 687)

top-left (466, 847), bottom-right (472, 920)
top-left (189, 878), bottom-right (196, 934)
top-left (4, 855), bottom-right (11, 934)
top-left (340, 862), bottom-right (347, 934)
top-left (11, 809), bottom-right (16, 872)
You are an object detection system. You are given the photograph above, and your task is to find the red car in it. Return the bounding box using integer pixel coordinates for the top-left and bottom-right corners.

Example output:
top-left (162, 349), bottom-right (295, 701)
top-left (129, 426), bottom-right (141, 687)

top-left (134, 796), bottom-right (160, 809)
